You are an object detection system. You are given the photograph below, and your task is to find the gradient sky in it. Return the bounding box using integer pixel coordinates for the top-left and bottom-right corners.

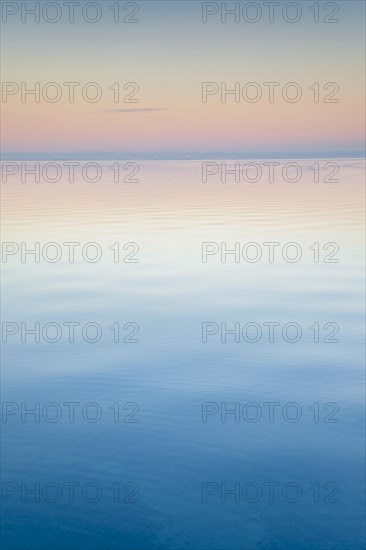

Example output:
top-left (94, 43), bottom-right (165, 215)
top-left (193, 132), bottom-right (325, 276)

top-left (1, 0), bottom-right (365, 154)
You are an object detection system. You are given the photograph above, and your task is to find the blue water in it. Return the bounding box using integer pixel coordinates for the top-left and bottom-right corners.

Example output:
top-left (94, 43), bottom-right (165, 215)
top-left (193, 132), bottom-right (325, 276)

top-left (1, 160), bottom-right (365, 549)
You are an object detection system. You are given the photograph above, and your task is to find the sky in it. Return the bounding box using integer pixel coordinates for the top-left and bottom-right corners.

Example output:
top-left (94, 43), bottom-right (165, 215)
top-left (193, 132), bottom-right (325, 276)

top-left (1, 0), bottom-right (365, 156)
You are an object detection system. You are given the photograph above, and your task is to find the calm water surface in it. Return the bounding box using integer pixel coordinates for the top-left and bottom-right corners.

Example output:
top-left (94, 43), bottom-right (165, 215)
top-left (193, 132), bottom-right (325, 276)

top-left (1, 160), bottom-right (365, 549)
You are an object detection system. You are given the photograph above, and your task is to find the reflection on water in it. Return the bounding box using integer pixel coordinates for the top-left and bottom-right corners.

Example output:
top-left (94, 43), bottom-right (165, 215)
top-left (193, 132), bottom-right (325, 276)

top-left (1, 160), bottom-right (365, 549)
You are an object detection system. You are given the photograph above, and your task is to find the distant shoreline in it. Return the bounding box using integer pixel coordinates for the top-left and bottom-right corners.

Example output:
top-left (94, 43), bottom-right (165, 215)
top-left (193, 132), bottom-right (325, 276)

top-left (1, 152), bottom-right (365, 161)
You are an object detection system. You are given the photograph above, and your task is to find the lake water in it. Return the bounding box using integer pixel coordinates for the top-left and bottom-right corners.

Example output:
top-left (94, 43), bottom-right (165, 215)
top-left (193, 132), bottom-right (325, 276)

top-left (1, 159), bottom-right (365, 549)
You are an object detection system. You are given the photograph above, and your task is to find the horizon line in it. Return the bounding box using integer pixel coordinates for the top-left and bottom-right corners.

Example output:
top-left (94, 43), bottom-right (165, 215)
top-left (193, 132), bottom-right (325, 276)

top-left (1, 151), bottom-right (365, 161)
